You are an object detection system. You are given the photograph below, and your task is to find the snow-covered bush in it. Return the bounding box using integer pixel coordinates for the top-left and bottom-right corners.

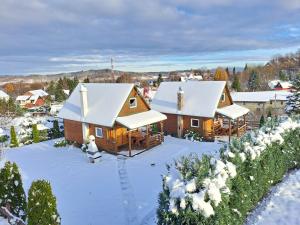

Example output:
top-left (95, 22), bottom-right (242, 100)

top-left (157, 117), bottom-right (300, 225)
top-left (184, 130), bottom-right (203, 142)
top-left (0, 161), bottom-right (27, 220)
top-left (54, 139), bottom-right (69, 148)
top-left (27, 180), bottom-right (61, 225)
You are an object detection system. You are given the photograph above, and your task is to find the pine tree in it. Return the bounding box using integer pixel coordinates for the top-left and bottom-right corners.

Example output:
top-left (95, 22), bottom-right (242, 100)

top-left (32, 124), bottom-right (40, 143)
top-left (27, 180), bottom-right (61, 225)
top-left (10, 126), bottom-right (19, 147)
top-left (83, 77), bottom-right (90, 83)
top-left (157, 74), bottom-right (163, 87)
top-left (52, 120), bottom-right (61, 138)
top-left (0, 161), bottom-right (27, 220)
top-left (244, 63), bottom-right (248, 71)
top-left (279, 70), bottom-right (287, 81)
top-left (259, 115), bottom-right (265, 128)
top-left (248, 70), bottom-right (260, 91)
top-left (231, 74), bottom-right (241, 91)
top-left (285, 77), bottom-right (300, 115)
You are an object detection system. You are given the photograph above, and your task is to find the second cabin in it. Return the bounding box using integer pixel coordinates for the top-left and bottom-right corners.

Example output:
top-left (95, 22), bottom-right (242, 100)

top-left (151, 81), bottom-right (249, 141)
top-left (58, 83), bottom-right (166, 156)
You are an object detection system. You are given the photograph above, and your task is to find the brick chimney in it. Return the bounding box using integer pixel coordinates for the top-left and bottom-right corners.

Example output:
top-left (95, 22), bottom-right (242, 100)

top-left (80, 84), bottom-right (88, 118)
top-left (177, 86), bottom-right (184, 111)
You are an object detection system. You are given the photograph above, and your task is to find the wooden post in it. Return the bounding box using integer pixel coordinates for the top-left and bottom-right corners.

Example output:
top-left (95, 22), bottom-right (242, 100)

top-left (128, 130), bottom-right (132, 157)
top-left (160, 121), bottom-right (164, 142)
top-left (146, 125), bottom-right (149, 149)
top-left (228, 118), bottom-right (231, 143)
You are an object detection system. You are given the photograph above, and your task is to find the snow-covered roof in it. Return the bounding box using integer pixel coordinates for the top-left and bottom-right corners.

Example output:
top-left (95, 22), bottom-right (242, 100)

top-left (151, 81), bottom-right (226, 118)
top-left (58, 83), bottom-right (137, 127)
top-left (268, 80), bottom-right (293, 89)
top-left (16, 95), bottom-right (30, 101)
top-left (0, 90), bottom-right (9, 100)
top-left (216, 104), bottom-right (249, 119)
top-left (231, 91), bottom-right (291, 102)
top-left (116, 110), bottom-right (167, 130)
top-left (28, 89), bottom-right (48, 97)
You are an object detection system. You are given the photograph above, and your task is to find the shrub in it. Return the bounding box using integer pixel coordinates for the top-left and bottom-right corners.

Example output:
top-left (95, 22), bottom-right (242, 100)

top-left (157, 117), bottom-right (300, 225)
top-left (52, 120), bottom-right (62, 139)
top-left (184, 130), bottom-right (203, 142)
top-left (32, 124), bottom-right (40, 143)
top-left (0, 135), bottom-right (9, 143)
top-left (0, 161), bottom-right (27, 220)
top-left (54, 139), bottom-right (69, 147)
top-left (27, 180), bottom-right (61, 225)
top-left (10, 126), bottom-right (19, 147)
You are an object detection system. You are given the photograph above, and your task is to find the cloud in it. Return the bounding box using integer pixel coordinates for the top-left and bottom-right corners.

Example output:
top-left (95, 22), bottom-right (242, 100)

top-left (0, 0), bottom-right (300, 74)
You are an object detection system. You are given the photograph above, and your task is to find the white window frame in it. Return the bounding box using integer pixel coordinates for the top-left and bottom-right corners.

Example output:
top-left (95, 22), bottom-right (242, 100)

top-left (221, 93), bottom-right (226, 102)
top-left (191, 118), bottom-right (200, 128)
top-left (129, 97), bottom-right (137, 108)
top-left (95, 127), bottom-right (103, 138)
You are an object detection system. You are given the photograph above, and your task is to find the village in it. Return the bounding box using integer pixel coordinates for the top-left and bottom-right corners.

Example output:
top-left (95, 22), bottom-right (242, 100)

top-left (0, 58), bottom-right (300, 225)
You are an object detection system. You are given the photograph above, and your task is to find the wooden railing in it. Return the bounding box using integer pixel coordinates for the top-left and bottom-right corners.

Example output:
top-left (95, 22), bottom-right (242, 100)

top-left (237, 124), bottom-right (247, 137)
top-left (146, 132), bottom-right (164, 149)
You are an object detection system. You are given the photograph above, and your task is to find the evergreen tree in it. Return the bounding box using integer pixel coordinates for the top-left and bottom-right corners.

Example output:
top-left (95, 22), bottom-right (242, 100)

top-left (32, 124), bottom-right (40, 143)
top-left (10, 126), bottom-right (19, 147)
top-left (46, 81), bottom-right (56, 96)
top-left (52, 120), bottom-right (61, 138)
top-left (157, 74), bottom-right (163, 87)
top-left (27, 180), bottom-right (61, 225)
top-left (231, 74), bottom-right (241, 91)
top-left (285, 77), bottom-right (300, 115)
top-left (244, 63), bottom-right (248, 71)
top-left (259, 115), bottom-right (265, 128)
top-left (225, 67), bottom-right (230, 77)
top-left (248, 70), bottom-right (260, 91)
top-left (233, 67), bottom-right (236, 76)
top-left (0, 161), bottom-right (27, 220)
top-left (267, 110), bottom-right (272, 118)
top-left (279, 70), bottom-right (288, 81)
top-left (83, 77), bottom-right (90, 83)
top-left (54, 81), bottom-right (66, 102)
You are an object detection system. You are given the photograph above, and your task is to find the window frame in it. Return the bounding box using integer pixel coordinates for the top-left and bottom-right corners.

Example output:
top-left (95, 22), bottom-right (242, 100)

top-left (129, 97), bottom-right (137, 108)
top-left (221, 93), bottom-right (226, 102)
top-left (191, 118), bottom-right (200, 128)
top-left (95, 127), bottom-right (103, 138)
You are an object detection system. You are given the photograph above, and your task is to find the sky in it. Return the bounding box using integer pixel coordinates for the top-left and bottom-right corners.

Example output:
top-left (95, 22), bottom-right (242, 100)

top-left (0, 0), bottom-right (300, 75)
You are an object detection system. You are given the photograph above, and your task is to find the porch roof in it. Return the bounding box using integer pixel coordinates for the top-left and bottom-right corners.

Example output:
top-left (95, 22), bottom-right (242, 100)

top-left (216, 104), bottom-right (249, 120)
top-left (116, 110), bottom-right (167, 130)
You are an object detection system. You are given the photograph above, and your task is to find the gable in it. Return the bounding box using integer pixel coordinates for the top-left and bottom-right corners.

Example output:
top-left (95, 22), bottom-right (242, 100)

top-left (218, 84), bottom-right (233, 108)
top-left (118, 87), bottom-right (150, 117)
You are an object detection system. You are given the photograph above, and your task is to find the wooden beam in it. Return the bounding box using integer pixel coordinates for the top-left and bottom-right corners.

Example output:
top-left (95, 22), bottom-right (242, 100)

top-left (160, 121), bottom-right (163, 133)
top-left (146, 125), bottom-right (149, 149)
top-left (237, 117), bottom-right (240, 137)
top-left (128, 130), bottom-right (132, 157)
top-left (228, 118), bottom-right (231, 143)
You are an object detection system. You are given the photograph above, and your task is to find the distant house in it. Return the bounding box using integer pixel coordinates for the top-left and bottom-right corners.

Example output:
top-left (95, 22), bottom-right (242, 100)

top-left (0, 90), bottom-right (9, 101)
top-left (231, 91), bottom-right (291, 122)
top-left (180, 73), bottom-right (203, 82)
top-left (151, 81), bottom-right (249, 141)
top-left (16, 89), bottom-right (49, 108)
top-left (268, 80), bottom-right (293, 90)
top-left (58, 83), bottom-right (167, 156)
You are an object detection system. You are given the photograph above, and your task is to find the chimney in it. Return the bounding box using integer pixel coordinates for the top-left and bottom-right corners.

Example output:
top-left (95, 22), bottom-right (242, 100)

top-left (80, 84), bottom-right (88, 118)
top-left (177, 86), bottom-right (184, 111)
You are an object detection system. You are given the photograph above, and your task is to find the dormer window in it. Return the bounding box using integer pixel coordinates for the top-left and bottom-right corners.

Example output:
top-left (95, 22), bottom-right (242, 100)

top-left (129, 98), bottom-right (137, 108)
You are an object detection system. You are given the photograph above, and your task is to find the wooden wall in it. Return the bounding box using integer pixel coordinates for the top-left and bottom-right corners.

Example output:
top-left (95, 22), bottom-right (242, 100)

top-left (64, 119), bottom-right (83, 144)
top-left (218, 85), bottom-right (233, 108)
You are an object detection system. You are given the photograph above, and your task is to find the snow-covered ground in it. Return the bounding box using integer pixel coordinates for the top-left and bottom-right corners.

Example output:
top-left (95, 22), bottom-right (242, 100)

top-left (246, 169), bottom-right (300, 225)
top-left (1, 136), bottom-right (223, 225)
top-left (0, 217), bottom-right (9, 225)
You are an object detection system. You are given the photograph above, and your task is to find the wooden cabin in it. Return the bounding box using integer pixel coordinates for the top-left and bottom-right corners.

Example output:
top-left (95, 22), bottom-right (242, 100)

top-left (58, 83), bottom-right (167, 156)
top-left (151, 81), bottom-right (249, 141)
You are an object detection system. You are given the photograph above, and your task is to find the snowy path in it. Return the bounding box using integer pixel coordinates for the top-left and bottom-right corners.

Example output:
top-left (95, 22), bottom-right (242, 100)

top-left (117, 155), bottom-right (139, 225)
top-left (245, 169), bottom-right (300, 225)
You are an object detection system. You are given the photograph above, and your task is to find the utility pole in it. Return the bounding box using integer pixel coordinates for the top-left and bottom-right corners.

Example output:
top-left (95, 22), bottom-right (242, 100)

top-left (111, 57), bottom-right (115, 82)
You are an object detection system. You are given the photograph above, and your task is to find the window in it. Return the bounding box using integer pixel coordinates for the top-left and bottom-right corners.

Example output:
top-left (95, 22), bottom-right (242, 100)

top-left (129, 98), bottom-right (137, 108)
top-left (221, 93), bottom-right (226, 102)
top-left (95, 127), bottom-right (103, 138)
top-left (191, 119), bottom-right (199, 128)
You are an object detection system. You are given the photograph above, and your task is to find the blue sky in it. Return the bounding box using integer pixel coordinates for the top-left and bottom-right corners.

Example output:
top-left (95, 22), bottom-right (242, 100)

top-left (0, 0), bottom-right (300, 75)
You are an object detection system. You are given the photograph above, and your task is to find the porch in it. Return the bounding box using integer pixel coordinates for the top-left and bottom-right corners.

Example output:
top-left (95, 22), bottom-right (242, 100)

top-left (215, 104), bottom-right (250, 142)
top-left (116, 110), bottom-right (167, 156)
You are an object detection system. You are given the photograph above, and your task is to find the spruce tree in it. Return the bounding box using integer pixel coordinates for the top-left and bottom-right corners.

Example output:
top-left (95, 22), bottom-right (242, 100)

top-left (10, 126), bottom-right (19, 147)
top-left (248, 70), bottom-right (260, 91)
top-left (157, 74), bottom-right (163, 87)
top-left (0, 161), bottom-right (27, 220)
top-left (32, 124), bottom-right (40, 143)
top-left (231, 74), bottom-right (241, 91)
top-left (27, 180), bottom-right (61, 225)
top-left (259, 115), bottom-right (265, 128)
top-left (285, 77), bottom-right (300, 115)
top-left (52, 120), bottom-right (61, 139)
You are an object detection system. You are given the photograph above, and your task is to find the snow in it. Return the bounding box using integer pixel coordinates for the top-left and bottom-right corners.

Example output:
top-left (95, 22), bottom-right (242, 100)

top-left (2, 136), bottom-right (222, 225)
top-left (0, 217), bottom-right (9, 225)
top-left (268, 80), bottom-right (293, 89)
top-left (28, 89), bottom-right (48, 97)
top-left (0, 90), bottom-right (9, 101)
top-left (216, 104), bottom-right (249, 119)
top-left (116, 110), bottom-right (167, 130)
top-left (151, 81), bottom-right (226, 118)
top-left (16, 95), bottom-right (30, 101)
top-left (246, 170), bottom-right (300, 225)
top-left (58, 83), bottom-right (135, 127)
top-left (231, 91), bottom-right (292, 102)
